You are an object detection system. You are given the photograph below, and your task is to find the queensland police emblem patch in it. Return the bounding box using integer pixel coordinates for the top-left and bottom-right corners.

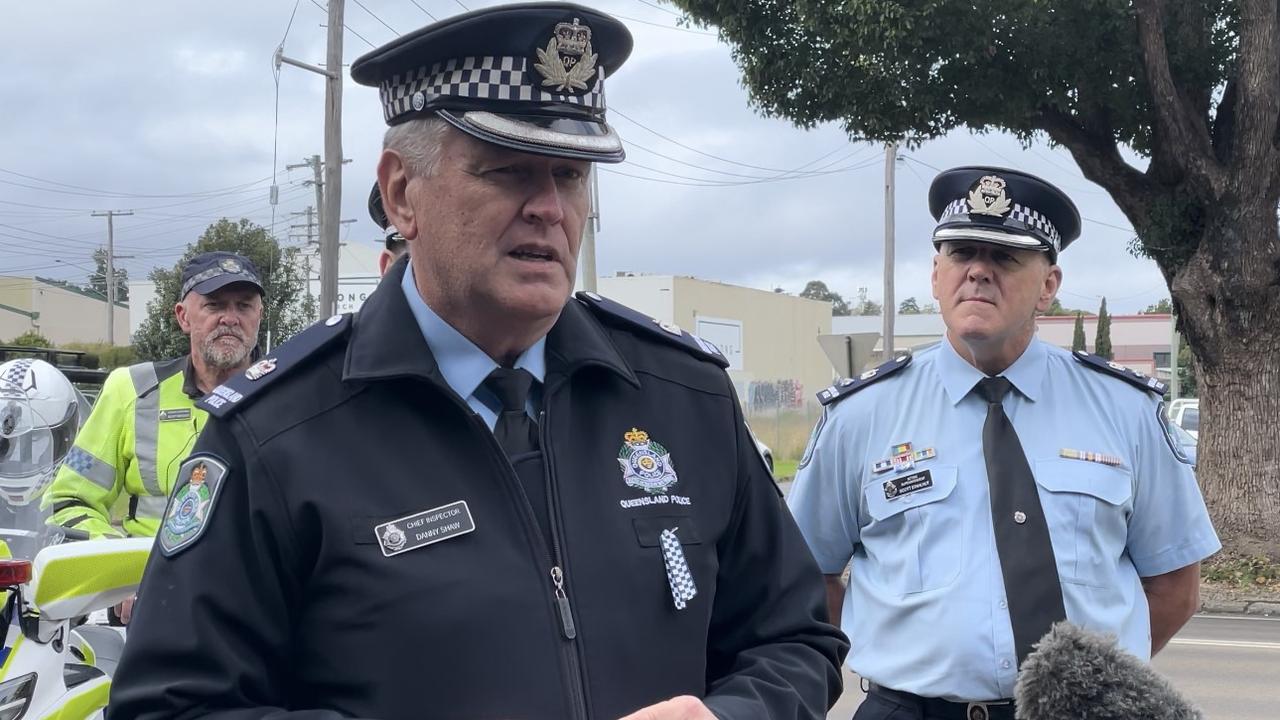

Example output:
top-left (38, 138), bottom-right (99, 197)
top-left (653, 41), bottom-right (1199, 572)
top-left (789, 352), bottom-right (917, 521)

top-left (617, 428), bottom-right (678, 495)
top-left (159, 455), bottom-right (228, 557)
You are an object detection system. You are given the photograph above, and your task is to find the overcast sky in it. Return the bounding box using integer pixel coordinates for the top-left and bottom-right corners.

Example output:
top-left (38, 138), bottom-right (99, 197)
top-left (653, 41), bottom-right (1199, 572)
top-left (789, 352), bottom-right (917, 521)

top-left (1, 0), bottom-right (1171, 316)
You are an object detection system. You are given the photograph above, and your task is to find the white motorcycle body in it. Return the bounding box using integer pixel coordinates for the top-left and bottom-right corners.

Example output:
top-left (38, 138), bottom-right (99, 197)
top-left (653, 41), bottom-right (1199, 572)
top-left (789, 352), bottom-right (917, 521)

top-left (0, 537), bottom-right (150, 720)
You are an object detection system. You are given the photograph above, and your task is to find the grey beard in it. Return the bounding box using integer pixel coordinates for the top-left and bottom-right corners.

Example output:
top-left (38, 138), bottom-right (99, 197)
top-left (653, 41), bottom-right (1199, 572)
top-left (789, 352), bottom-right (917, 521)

top-left (200, 331), bottom-right (255, 370)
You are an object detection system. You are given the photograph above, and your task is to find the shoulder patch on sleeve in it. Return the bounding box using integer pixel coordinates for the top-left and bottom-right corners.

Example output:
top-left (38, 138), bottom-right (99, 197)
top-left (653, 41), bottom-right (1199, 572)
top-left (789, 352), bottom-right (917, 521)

top-left (158, 454), bottom-right (230, 557)
top-left (197, 313), bottom-right (352, 418)
top-left (1072, 351), bottom-right (1167, 396)
top-left (575, 292), bottom-right (729, 369)
top-left (816, 354), bottom-right (912, 407)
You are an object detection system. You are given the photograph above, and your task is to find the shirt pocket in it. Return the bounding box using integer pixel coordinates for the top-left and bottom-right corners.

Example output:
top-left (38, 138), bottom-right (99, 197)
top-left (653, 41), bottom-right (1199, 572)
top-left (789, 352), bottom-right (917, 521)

top-left (862, 466), bottom-right (962, 595)
top-left (1033, 459), bottom-right (1133, 588)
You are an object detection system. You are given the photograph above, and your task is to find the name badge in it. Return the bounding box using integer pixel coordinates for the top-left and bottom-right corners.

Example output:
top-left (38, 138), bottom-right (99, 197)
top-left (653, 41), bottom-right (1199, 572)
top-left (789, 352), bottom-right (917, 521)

top-left (883, 469), bottom-right (934, 500)
top-left (159, 408), bottom-right (192, 422)
top-left (374, 500), bottom-right (476, 557)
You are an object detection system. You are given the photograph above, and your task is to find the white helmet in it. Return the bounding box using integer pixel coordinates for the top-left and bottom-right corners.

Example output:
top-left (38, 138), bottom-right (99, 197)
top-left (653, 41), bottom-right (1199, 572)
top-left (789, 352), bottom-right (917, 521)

top-left (0, 359), bottom-right (84, 506)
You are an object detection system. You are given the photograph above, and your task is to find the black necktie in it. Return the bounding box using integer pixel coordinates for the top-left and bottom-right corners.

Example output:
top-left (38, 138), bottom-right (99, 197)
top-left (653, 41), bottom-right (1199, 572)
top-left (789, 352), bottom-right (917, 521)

top-left (483, 368), bottom-right (539, 457)
top-left (976, 377), bottom-right (1067, 667)
top-left (482, 368), bottom-right (553, 550)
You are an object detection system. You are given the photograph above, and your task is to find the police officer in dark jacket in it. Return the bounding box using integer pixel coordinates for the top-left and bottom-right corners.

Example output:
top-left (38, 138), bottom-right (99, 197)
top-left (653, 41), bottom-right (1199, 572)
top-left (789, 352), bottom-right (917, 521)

top-left (107, 4), bottom-right (847, 719)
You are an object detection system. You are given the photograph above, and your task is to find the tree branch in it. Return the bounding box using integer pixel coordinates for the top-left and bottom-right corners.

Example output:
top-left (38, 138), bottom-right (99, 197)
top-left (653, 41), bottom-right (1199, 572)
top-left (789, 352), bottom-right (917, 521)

top-left (1212, 78), bottom-right (1239, 163)
top-left (1039, 108), bottom-right (1153, 216)
top-left (1232, 0), bottom-right (1280, 186)
top-left (1132, 0), bottom-right (1225, 191)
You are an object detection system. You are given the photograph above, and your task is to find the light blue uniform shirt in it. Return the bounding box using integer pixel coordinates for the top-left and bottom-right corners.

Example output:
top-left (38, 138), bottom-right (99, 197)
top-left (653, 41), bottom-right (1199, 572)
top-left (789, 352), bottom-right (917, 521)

top-left (787, 336), bottom-right (1220, 701)
top-left (400, 263), bottom-right (545, 426)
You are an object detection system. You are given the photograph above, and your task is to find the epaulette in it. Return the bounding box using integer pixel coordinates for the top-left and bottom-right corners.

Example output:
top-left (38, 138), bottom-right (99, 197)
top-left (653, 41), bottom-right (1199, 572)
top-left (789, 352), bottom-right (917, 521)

top-left (198, 313), bottom-right (353, 418)
top-left (816, 354), bottom-right (912, 407)
top-left (575, 291), bottom-right (729, 369)
top-left (1072, 351), bottom-right (1167, 396)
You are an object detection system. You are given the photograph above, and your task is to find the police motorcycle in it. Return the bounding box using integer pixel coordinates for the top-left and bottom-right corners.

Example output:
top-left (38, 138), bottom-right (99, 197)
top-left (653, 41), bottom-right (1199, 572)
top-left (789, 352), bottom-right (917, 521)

top-left (0, 359), bottom-right (150, 719)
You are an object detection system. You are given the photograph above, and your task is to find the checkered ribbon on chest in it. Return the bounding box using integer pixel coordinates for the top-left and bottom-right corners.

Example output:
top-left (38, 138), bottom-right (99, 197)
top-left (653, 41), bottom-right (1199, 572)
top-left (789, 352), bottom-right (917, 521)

top-left (659, 528), bottom-right (697, 610)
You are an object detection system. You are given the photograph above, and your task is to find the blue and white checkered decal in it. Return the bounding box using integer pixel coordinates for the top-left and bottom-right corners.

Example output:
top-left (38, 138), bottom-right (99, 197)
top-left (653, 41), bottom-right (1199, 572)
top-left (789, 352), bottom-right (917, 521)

top-left (0, 359), bottom-right (33, 388)
top-left (659, 527), bottom-right (697, 610)
top-left (380, 55), bottom-right (604, 124)
top-left (939, 197), bottom-right (1062, 252)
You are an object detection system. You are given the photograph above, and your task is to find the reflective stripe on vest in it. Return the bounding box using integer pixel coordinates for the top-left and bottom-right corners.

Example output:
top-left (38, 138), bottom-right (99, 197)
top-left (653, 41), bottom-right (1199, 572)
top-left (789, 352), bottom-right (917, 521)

top-left (128, 363), bottom-right (164, 497)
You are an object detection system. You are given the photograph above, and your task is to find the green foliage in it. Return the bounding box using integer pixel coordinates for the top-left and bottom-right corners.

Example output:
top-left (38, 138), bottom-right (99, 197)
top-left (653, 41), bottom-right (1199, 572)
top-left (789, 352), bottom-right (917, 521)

top-left (133, 218), bottom-right (313, 362)
top-left (671, 0), bottom-right (1241, 267)
top-left (1203, 555), bottom-right (1280, 589)
top-left (1177, 339), bottom-right (1198, 397)
top-left (1094, 297), bottom-right (1113, 360)
top-left (63, 341), bottom-right (138, 370)
top-left (1041, 298), bottom-right (1080, 316)
top-left (853, 299), bottom-right (883, 316)
top-left (1142, 298), bottom-right (1174, 314)
top-left (1072, 312), bottom-right (1087, 352)
top-left (898, 296), bottom-right (920, 314)
top-left (8, 331), bottom-right (51, 348)
top-left (800, 280), bottom-right (851, 316)
top-left (90, 247), bottom-right (129, 302)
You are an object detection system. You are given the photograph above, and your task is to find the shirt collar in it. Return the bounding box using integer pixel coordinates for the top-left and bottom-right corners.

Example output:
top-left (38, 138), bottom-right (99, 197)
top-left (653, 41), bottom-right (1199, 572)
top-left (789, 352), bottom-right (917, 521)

top-left (937, 334), bottom-right (1047, 405)
top-left (399, 262), bottom-right (546, 402)
top-left (179, 356), bottom-right (202, 399)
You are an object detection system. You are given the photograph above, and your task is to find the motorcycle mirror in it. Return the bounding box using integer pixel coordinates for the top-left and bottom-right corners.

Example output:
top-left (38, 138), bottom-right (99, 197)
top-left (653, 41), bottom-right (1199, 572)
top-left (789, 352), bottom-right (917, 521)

top-left (0, 560), bottom-right (31, 587)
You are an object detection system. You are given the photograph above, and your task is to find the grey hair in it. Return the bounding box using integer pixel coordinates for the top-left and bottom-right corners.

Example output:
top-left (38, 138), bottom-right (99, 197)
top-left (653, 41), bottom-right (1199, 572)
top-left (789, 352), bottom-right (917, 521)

top-left (383, 117), bottom-right (449, 178)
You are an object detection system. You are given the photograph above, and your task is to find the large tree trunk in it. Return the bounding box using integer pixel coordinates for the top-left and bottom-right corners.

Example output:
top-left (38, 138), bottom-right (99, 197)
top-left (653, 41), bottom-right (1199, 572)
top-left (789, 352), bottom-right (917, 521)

top-left (1172, 200), bottom-right (1280, 560)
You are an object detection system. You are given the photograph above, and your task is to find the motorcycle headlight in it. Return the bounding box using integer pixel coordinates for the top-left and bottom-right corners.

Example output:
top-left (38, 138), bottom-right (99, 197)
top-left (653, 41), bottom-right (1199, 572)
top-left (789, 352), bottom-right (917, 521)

top-left (0, 672), bottom-right (35, 720)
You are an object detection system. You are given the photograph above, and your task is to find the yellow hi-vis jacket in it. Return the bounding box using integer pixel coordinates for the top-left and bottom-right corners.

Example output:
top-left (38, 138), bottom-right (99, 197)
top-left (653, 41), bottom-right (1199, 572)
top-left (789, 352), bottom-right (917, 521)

top-left (44, 357), bottom-right (207, 538)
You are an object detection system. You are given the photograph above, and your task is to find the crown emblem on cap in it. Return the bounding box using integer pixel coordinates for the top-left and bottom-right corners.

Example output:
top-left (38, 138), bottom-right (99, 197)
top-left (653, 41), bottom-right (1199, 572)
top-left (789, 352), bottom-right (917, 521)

top-left (967, 175), bottom-right (1013, 217)
top-left (219, 258), bottom-right (243, 273)
top-left (623, 428), bottom-right (650, 445)
top-left (534, 18), bottom-right (598, 93)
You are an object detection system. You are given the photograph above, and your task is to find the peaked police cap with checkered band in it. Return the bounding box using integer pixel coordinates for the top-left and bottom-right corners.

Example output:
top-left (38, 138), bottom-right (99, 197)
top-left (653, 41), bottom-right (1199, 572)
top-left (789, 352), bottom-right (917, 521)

top-left (928, 166), bottom-right (1081, 261)
top-left (350, 2), bottom-right (633, 163)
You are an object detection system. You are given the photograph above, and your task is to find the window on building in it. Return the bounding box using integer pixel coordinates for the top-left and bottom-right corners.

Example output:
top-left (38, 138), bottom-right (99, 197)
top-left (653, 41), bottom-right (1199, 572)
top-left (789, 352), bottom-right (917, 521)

top-left (1153, 351), bottom-right (1171, 369)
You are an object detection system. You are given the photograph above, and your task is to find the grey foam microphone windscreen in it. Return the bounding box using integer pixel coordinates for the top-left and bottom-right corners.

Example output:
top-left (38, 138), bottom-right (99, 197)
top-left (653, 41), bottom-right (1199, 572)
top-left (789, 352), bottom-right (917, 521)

top-left (1014, 622), bottom-right (1202, 720)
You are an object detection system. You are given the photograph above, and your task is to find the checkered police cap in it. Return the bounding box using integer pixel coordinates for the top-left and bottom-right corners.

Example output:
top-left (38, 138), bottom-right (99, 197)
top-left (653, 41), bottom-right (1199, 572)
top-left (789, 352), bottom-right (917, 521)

top-left (351, 2), bottom-right (633, 164)
top-left (928, 167), bottom-right (1081, 260)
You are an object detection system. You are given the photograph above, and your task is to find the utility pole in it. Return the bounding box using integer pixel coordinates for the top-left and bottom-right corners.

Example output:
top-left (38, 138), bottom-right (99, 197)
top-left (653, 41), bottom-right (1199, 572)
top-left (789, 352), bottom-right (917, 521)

top-left (883, 142), bottom-right (897, 361)
top-left (579, 167), bottom-right (600, 292)
top-left (275, 0), bottom-right (344, 318)
top-left (90, 210), bottom-right (133, 345)
top-left (321, 0), bottom-right (345, 319)
top-left (1170, 314), bottom-right (1181, 401)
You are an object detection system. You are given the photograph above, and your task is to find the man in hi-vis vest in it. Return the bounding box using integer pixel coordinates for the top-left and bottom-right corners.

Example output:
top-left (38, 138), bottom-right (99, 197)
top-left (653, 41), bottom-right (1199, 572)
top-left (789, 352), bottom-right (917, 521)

top-left (45, 251), bottom-right (264, 543)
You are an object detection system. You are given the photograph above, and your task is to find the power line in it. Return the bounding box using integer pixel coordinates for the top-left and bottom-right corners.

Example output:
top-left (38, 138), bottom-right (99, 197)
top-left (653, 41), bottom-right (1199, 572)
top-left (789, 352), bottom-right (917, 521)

top-left (633, 0), bottom-right (682, 18)
top-left (623, 138), bottom-right (863, 181)
top-left (0, 168), bottom-right (274, 200)
top-left (603, 156), bottom-right (882, 187)
top-left (408, 0), bottom-right (439, 22)
top-left (611, 107), bottom-right (862, 173)
top-left (612, 12), bottom-right (716, 36)
top-left (351, 0), bottom-right (398, 35)
top-left (308, 0), bottom-right (376, 48)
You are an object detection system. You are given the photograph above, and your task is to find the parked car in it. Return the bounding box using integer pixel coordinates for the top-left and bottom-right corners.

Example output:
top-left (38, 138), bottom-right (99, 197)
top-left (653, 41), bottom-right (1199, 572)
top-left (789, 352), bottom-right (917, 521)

top-left (1168, 398), bottom-right (1200, 439)
top-left (1165, 418), bottom-right (1198, 468)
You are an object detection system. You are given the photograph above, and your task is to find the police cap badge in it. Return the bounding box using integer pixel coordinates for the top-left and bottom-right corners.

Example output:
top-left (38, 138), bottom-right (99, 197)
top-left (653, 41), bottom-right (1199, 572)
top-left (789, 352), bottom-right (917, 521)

top-left (928, 166), bottom-right (1081, 260)
top-left (350, 2), bottom-right (634, 163)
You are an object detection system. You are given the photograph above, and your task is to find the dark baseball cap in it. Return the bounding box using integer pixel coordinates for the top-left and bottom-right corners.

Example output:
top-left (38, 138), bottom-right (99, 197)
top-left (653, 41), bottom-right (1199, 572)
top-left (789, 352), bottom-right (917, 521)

top-left (179, 252), bottom-right (264, 300)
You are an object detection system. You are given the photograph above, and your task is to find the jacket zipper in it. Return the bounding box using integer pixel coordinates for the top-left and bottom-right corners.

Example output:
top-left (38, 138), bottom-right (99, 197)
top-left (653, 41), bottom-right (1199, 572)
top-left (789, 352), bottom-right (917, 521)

top-left (540, 401), bottom-right (590, 720)
top-left (448, 388), bottom-right (587, 720)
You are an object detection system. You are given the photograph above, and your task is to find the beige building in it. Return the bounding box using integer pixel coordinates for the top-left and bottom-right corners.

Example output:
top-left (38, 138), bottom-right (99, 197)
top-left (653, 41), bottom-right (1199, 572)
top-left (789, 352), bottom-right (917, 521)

top-left (0, 276), bottom-right (129, 346)
top-left (597, 275), bottom-right (834, 407)
top-left (1036, 313), bottom-right (1174, 377)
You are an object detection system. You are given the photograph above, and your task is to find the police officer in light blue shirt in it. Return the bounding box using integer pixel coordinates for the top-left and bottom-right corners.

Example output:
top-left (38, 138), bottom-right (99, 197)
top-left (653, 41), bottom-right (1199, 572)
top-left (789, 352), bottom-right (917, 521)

top-left (788, 166), bottom-right (1220, 719)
